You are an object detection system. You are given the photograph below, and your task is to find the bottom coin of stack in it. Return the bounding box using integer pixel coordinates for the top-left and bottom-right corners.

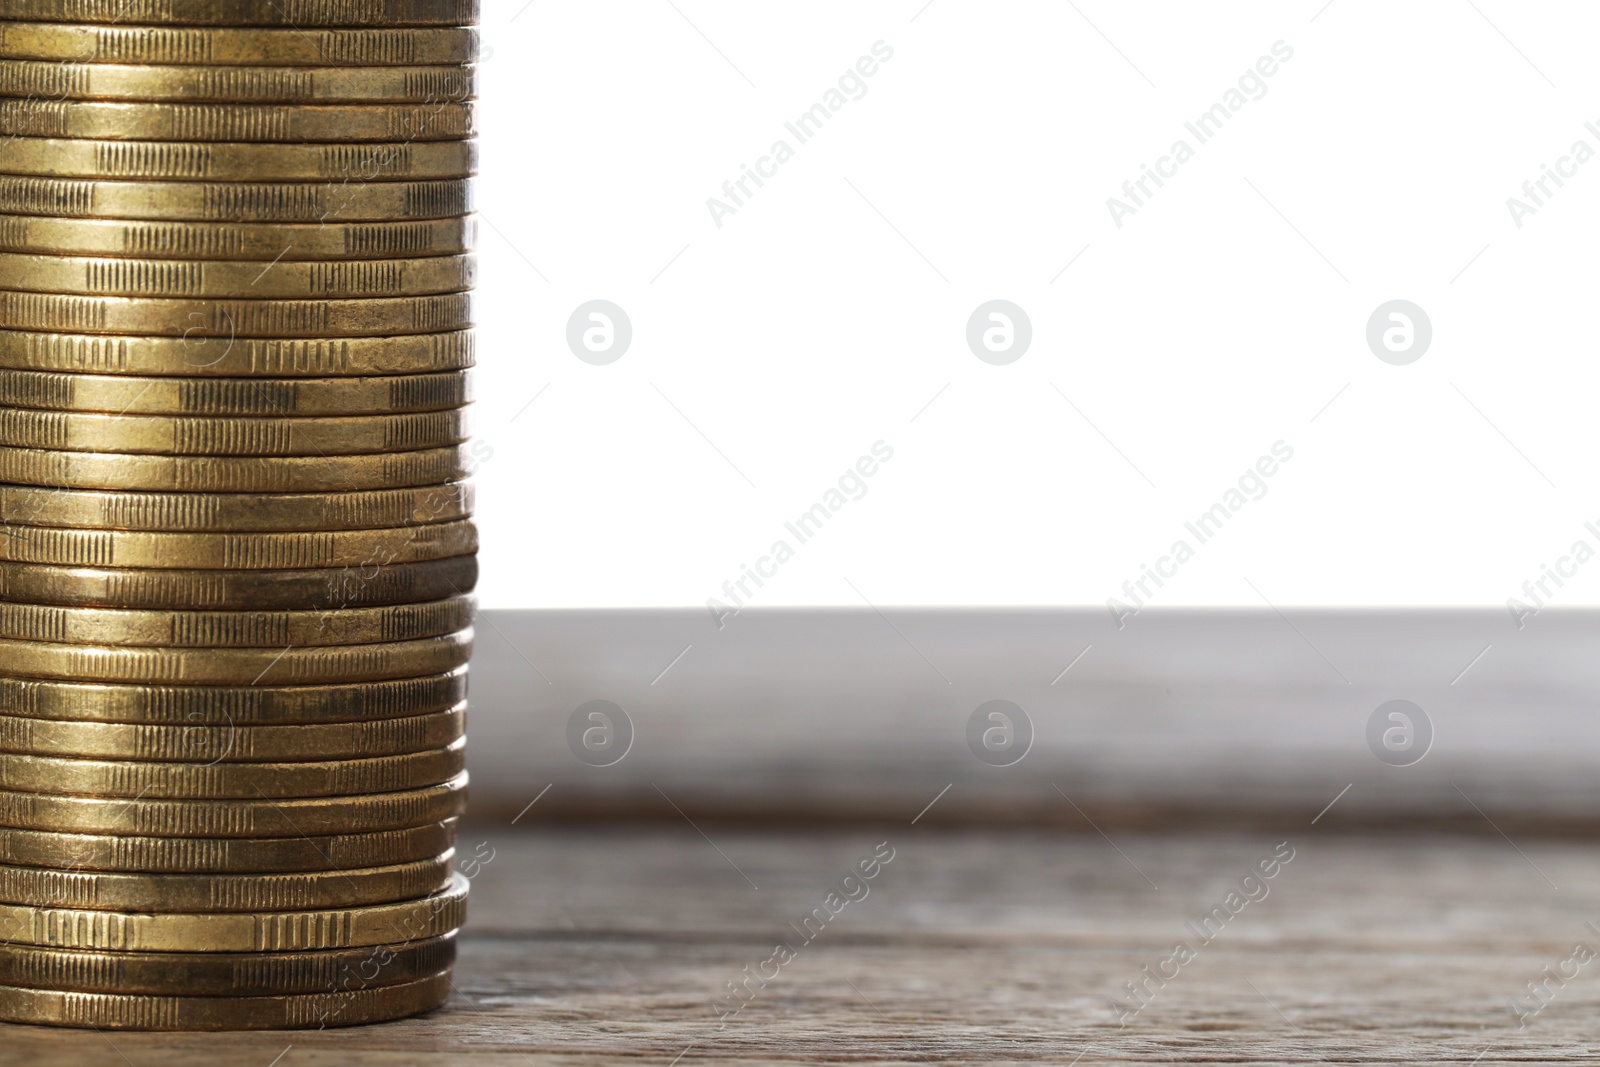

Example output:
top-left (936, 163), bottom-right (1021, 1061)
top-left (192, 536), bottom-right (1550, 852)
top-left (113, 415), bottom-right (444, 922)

top-left (0, 664), bottom-right (471, 1029)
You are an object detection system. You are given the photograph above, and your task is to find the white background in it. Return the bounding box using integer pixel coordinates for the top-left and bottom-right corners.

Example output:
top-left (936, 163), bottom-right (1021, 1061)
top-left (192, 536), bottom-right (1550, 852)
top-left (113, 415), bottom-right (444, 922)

top-left (471, 0), bottom-right (1600, 612)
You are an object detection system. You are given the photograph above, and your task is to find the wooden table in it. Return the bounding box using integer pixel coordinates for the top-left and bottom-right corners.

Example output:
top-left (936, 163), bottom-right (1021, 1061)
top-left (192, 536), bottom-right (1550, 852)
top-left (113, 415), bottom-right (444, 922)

top-left (11, 609), bottom-right (1597, 1063)
top-left (11, 823), bottom-right (1600, 1064)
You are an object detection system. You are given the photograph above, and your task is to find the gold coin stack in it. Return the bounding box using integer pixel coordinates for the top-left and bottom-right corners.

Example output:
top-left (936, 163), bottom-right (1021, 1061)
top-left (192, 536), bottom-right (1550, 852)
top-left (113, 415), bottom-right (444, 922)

top-left (0, 0), bottom-right (478, 1031)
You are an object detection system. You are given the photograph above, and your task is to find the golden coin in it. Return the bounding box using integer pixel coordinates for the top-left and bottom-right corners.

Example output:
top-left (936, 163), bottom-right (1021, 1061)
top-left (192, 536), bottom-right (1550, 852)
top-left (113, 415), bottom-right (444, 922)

top-left (0, 61), bottom-right (477, 103)
top-left (0, 871), bottom-right (467, 952)
top-left (0, 596), bottom-right (475, 647)
top-left (0, 671), bottom-right (467, 725)
top-left (0, 705), bottom-right (465, 760)
top-left (0, 934), bottom-right (456, 996)
top-left (0, 328), bottom-right (474, 376)
top-left (0, 482), bottom-right (472, 531)
top-left (0, 99), bottom-right (476, 141)
top-left (0, 628), bottom-right (472, 684)
top-left (0, 369), bottom-right (472, 415)
top-left (0, 820), bottom-right (458, 873)
top-left (0, 519), bottom-right (477, 568)
top-left (0, 771), bottom-right (468, 835)
top-left (0, 853), bottom-right (452, 911)
top-left (0, 214), bottom-right (476, 260)
top-left (0, 291), bottom-right (473, 337)
top-left (0, 406), bottom-right (472, 456)
top-left (0, 0), bottom-right (479, 27)
top-left (0, 443), bottom-right (475, 491)
top-left (0, 23), bottom-right (479, 67)
top-left (0, 971), bottom-right (453, 1030)
top-left (0, 736), bottom-right (466, 798)
top-left (0, 136), bottom-right (479, 181)
top-left (0, 252), bottom-right (476, 298)
top-left (0, 556), bottom-right (477, 610)
top-left (0, 176), bottom-right (472, 221)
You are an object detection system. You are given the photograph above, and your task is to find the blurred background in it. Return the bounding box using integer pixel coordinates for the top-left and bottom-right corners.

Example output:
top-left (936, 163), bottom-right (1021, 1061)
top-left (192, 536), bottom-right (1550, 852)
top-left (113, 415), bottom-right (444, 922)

top-left (463, 0), bottom-right (1600, 829)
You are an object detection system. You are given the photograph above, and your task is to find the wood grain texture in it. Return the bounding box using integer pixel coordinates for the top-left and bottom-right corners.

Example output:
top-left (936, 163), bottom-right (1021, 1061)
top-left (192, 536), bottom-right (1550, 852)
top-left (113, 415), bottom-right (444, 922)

top-left (6, 825), bottom-right (1600, 1063)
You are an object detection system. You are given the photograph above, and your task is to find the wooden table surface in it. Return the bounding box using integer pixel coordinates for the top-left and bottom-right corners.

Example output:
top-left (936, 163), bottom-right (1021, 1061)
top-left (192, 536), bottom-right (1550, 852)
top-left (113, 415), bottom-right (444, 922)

top-left (10, 823), bottom-right (1600, 1065)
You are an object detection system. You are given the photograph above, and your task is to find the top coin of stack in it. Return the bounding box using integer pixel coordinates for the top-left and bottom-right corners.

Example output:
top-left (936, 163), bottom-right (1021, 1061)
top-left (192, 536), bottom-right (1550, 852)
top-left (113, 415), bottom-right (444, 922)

top-left (0, 0), bottom-right (478, 1032)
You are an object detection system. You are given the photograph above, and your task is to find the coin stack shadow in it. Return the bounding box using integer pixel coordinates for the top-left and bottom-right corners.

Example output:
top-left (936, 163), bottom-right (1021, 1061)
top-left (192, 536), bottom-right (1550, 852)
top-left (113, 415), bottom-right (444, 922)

top-left (0, 0), bottom-right (479, 1031)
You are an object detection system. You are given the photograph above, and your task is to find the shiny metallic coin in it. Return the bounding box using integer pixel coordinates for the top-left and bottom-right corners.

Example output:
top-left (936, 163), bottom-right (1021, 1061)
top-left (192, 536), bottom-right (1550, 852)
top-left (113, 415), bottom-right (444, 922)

top-left (0, 369), bottom-right (472, 415)
top-left (0, 628), bottom-right (473, 684)
top-left (0, 557), bottom-right (477, 611)
top-left (0, 1), bottom-right (479, 28)
top-left (0, 99), bottom-right (475, 141)
top-left (0, 406), bottom-right (471, 455)
top-left (0, 136), bottom-right (478, 181)
top-left (0, 176), bottom-right (472, 221)
top-left (0, 291), bottom-right (473, 337)
top-left (0, 820), bottom-right (459, 873)
top-left (0, 61), bottom-right (476, 104)
top-left (0, 705), bottom-right (465, 760)
top-left (0, 22), bottom-right (478, 67)
top-left (0, 872), bottom-right (467, 952)
top-left (0, 482), bottom-right (472, 531)
top-left (0, 853), bottom-right (453, 911)
top-left (0, 443), bottom-right (475, 491)
top-left (0, 596), bottom-right (475, 647)
top-left (0, 671), bottom-right (467, 725)
top-left (0, 252), bottom-right (476, 298)
top-left (0, 971), bottom-right (453, 1030)
top-left (0, 771), bottom-right (469, 836)
top-left (0, 933), bottom-right (456, 996)
top-left (0, 215), bottom-right (476, 260)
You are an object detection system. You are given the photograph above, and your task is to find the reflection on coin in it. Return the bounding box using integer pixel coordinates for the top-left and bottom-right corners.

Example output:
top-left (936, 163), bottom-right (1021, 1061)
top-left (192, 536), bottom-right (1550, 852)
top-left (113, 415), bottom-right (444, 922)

top-left (0, 291), bottom-right (474, 338)
top-left (0, 820), bottom-right (459, 873)
top-left (0, 556), bottom-right (477, 610)
top-left (0, 369), bottom-right (472, 416)
top-left (0, 329), bottom-right (476, 377)
top-left (0, 215), bottom-right (476, 260)
top-left (0, 443), bottom-right (474, 492)
top-left (0, 705), bottom-right (465, 761)
top-left (0, 772), bottom-right (469, 836)
top-left (0, 628), bottom-right (473, 684)
top-left (0, 483), bottom-right (472, 532)
top-left (0, 597), bottom-right (475, 648)
top-left (0, 671), bottom-right (468, 725)
top-left (0, 136), bottom-right (479, 181)
top-left (0, 853), bottom-right (453, 911)
top-left (0, 176), bottom-right (472, 222)
top-left (0, 872), bottom-right (468, 951)
top-left (0, 0), bottom-right (480, 27)
top-left (0, 252), bottom-right (476, 298)
top-left (0, 972), bottom-right (453, 1030)
top-left (0, 99), bottom-right (476, 142)
top-left (0, 519), bottom-right (478, 569)
top-left (0, 406), bottom-right (472, 455)
top-left (0, 61), bottom-right (476, 104)
top-left (0, 934), bottom-right (457, 996)
top-left (0, 22), bottom-right (479, 66)
top-left (0, 737), bottom-right (466, 798)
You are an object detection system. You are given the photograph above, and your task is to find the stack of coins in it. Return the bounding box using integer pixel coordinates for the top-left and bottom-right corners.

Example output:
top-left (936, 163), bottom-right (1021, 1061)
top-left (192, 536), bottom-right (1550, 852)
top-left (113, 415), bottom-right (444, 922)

top-left (0, 1), bottom-right (478, 1030)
